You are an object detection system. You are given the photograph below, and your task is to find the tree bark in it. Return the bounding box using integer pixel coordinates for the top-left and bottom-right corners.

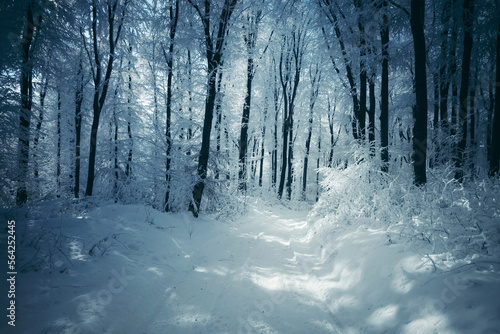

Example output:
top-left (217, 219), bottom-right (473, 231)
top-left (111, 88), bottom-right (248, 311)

top-left (164, 0), bottom-right (179, 212)
top-left (302, 65), bottom-right (320, 200)
top-left (56, 88), bottom-right (62, 197)
top-left (188, 0), bottom-right (238, 217)
top-left (320, 0), bottom-right (360, 140)
top-left (85, 0), bottom-right (127, 196)
top-left (410, 0), bottom-right (428, 186)
top-left (126, 44), bottom-right (133, 178)
top-left (74, 55), bottom-right (84, 198)
top-left (454, 0), bottom-right (474, 182)
top-left (490, 5), bottom-right (500, 176)
top-left (17, 1), bottom-right (35, 206)
top-left (380, 0), bottom-right (389, 172)
top-left (238, 12), bottom-right (260, 191)
top-left (277, 31), bottom-right (304, 200)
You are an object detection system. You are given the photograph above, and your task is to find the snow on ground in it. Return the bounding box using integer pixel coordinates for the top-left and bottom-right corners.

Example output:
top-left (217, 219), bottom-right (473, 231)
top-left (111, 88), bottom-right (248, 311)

top-left (2, 198), bottom-right (500, 333)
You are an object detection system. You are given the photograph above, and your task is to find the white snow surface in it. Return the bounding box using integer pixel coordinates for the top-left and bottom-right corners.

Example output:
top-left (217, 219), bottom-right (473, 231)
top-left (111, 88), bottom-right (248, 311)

top-left (4, 198), bottom-right (500, 333)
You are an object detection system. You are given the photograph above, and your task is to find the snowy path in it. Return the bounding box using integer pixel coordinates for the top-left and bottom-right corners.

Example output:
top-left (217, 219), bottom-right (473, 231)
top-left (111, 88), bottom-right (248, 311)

top-left (11, 200), bottom-right (500, 333)
top-left (140, 203), bottom-right (345, 334)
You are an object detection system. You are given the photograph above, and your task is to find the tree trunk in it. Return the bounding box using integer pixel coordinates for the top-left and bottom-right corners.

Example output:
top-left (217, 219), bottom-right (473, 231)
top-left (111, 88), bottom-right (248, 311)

top-left (454, 0), bottom-right (474, 182)
top-left (469, 67), bottom-right (477, 175)
top-left (126, 44), bottom-right (133, 178)
top-left (113, 100), bottom-right (119, 202)
top-left (258, 103), bottom-right (268, 187)
top-left (85, 0), bottom-right (127, 196)
top-left (74, 56), bottom-right (84, 198)
top-left (34, 75), bottom-right (49, 181)
top-left (320, 0), bottom-right (360, 140)
top-left (316, 115), bottom-right (321, 202)
top-left (238, 49), bottom-right (254, 191)
top-left (431, 73), bottom-right (439, 168)
top-left (410, 0), bottom-right (428, 186)
top-left (380, 0), bottom-right (389, 172)
top-left (438, 0), bottom-right (452, 163)
top-left (355, 0), bottom-right (367, 140)
top-left (17, 1), bottom-right (35, 206)
top-left (164, 0), bottom-right (179, 212)
top-left (56, 88), bottom-right (62, 197)
top-left (302, 65), bottom-right (320, 200)
top-left (302, 110), bottom-right (313, 200)
top-left (188, 0), bottom-right (238, 217)
top-left (214, 66), bottom-right (224, 180)
top-left (368, 74), bottom-right (375, 156)
top-left (490, 7), bottom-right (500, 176)
top-left (278, 31), bottom-right (304, 200)
top-left (449, 0), bottom-right (459, 148)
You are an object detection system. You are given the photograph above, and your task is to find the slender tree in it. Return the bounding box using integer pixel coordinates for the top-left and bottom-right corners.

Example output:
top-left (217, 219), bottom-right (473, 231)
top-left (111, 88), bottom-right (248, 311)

top-left (163, 0), bottom-right (179, 212)
top-left (84, 0), bottom-right (128, 196)
top-left (238, 10), bottom-right (262, 191)
top-left (380, 0), bottom-right (389, 172)
top-left (302, 64), bottom-right (321, 200)
top-left (187, 0), bottom-right (238, 217)
top-left (408, 0), bottom-right (428, 185)
top-left (454, 0), bottom-right (474, 182)
top-left (320, 0), bottom-right (361, 140)
top-left (17, 1), bottom-right (37, 206)
top-left (490, 1), bottom-right (500, 176)
top-left (74, 54), bottom-right (84, 198)
top-left (277, 28), bottom-right (306, 200)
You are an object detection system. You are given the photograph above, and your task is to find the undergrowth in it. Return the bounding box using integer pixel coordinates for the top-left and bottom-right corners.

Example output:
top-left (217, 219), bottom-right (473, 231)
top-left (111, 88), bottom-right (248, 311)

top-left (311, 158), bottom-right (500, 268)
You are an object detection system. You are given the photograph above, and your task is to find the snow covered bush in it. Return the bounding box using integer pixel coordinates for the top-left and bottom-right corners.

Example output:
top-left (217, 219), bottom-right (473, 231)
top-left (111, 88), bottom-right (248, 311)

top-left (311, 154), bottom-right (500, 266)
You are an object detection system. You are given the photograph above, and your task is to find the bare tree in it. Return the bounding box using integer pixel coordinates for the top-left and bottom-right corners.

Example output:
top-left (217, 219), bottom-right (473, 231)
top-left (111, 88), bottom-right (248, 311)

top-left (84, 0), bottom-right (128, 197)
top-left (187, 0), bottom-right (238, 217)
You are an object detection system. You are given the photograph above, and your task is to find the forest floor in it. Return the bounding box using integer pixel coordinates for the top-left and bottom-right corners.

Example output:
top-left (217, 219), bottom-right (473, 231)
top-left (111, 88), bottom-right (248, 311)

top-left (2, 198), bottom-right (500, 333)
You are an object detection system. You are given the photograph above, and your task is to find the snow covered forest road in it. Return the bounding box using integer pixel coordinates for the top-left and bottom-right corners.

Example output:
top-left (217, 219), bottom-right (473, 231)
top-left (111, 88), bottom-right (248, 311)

top-left (6, 199), bottom-right (500, 333)
top-left (140, 202), bottom-right (344, 334)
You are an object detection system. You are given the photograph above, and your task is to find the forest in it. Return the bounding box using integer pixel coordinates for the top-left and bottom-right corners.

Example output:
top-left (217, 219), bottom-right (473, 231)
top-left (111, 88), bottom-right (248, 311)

top-left (1, 0), bottom-right (500, 333)
top-left (0, 0), bottom-right (499, 212)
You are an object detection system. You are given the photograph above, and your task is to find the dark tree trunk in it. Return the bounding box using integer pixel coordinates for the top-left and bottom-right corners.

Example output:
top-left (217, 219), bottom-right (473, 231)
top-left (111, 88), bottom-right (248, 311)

top-left (438, 0), bottom-right (452, 162)
top-left (74, 56), bottom-right (84, 198)
top-left (286, 124), bottom-right (294, 200)
top-left (410, 0), bottom-right (428, 186)
top-left (490, 9), bottom-right (500, 176)
top-left (277, 32), bottom-right (304, 200)
top-left (272, 65), bottom-right (280, 189)
top-left (238, 54), bottom-right (254, 191)
top-left (56, 88), bottom-right (62, 197)
top-left (17, 1), bottom-right (35, 206)
top-left (368, 74), bottom-right (375, 156)
top-left (164, 0), bottom-right (179, 212)
top-left (321, 0), bottom-right (360, 140)
top-left (238, 11), bottom-right (260, 191)
top-left (354, 0), bottom-right (367, 140)
top-left (431, 73), bottom-right (439, 168)
top-left (34, 75), bottom-right (48, 180)
top-left (85, 0), bottom-right (126, 196)
top-left (454, 0), bottom-right (474, 182)
top-left (302, 65), bottom-right (320, 200)
top-left (380, 0), bottom-right (389, 172)
top-left (302, 110), bottom-right (313, 200)
top-left (469, 67), bottom-right (477, 175)
top-left (316, 116), bottom-right (321, 202)
top-left (272, 107), bottom-right (278, 188)
top-left (188, 0), bottom-right (238, 217)
top-left (258, 103), bottom-right (268, 187)
top-left (449, 0), bottom-right (459, 143)
top-left (113, 101), bottom-right (119, 202)
top-left (126, 45), bottom-right (133, 178)
top-left (214, 66), bottom-right (224, 180)
top-left (486, 69), bottom-right (494, 169)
